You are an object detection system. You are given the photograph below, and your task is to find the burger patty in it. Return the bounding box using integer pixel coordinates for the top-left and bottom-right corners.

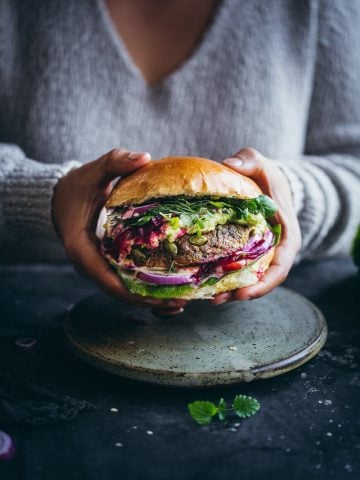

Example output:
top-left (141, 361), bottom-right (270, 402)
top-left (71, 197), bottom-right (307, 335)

top-left (131, 223), bottom-right (251, 268)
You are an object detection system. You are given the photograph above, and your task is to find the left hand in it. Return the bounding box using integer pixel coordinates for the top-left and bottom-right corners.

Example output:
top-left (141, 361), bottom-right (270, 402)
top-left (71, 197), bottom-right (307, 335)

top-left (212, 148), bottom-right (302, 304)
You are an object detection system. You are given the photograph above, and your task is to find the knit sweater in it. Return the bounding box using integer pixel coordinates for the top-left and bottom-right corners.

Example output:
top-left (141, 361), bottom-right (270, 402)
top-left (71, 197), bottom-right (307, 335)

top-left (0, 0), bottom-right (359, 262)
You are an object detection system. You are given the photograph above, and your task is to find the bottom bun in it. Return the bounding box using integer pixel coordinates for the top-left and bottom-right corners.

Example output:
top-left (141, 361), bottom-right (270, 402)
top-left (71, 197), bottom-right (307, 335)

top-left (117, 249), bottom-right (274, 300)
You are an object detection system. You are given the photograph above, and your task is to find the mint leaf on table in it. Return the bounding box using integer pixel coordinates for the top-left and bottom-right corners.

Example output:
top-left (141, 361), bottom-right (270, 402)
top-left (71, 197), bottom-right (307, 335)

top-left (233, 395), bottom-right (260, 418)
top-left (217, 398), bottom-right (228, 421)
top-left (188, 401), bottom-right (218, 425)
top-left (188, 395), bottom-right (260, 425)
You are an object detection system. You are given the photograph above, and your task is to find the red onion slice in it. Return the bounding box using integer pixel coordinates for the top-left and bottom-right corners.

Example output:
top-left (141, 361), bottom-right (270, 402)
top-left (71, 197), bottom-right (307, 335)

top-left (241, 233), bottom-right (263, 252)
top-left (137, 271), bottom-right (194, 285)
top-left (0, 431), bottom-right (15, 460)
top-left (121, 207), bottom-right (135, 219)
top-left (122, 203), bottom-right (159, 219)
top-left (15, 337), bottom-right (37, 352)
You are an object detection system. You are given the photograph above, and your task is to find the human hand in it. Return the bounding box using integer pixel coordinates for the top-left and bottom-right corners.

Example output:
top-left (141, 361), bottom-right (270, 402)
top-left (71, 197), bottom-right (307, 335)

top-left (212, 148), bottom-right (302, 305)
top-left (52, 148), bottom-right (187, 311)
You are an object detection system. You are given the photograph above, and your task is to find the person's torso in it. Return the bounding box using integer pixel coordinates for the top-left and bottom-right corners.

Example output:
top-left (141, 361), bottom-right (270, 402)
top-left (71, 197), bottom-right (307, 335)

top-left (0, 0), bottom-right (319, 165)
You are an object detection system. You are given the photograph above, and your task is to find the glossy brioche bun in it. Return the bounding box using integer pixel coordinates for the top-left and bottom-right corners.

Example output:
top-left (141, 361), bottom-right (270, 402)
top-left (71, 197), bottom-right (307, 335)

top-left (118, 248), bottom-right (274, 300)
top-left (106, 156), bottom-right (262, 208)
top-left (105, 156), bottom-right (274, 300)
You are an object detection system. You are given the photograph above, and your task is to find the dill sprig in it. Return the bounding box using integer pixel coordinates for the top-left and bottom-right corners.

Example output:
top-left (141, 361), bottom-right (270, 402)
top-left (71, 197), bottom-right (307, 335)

top-left (111, 195), bottom-right (277, 228)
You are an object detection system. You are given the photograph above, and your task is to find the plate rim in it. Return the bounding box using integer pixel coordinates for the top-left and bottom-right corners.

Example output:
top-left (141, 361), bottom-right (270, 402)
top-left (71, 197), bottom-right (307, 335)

top-left (64, 287), bottom-right (328, 387)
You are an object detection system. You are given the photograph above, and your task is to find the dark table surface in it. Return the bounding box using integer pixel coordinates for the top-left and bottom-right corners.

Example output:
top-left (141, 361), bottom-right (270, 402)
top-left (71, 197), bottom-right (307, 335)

top-left (0, 257), bottom-right (359, 480)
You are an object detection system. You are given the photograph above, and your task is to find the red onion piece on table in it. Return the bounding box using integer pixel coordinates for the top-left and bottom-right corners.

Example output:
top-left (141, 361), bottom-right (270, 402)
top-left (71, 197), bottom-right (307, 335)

top-left (15, 337), bottom-right (37, 352)
top-left (0, 431), bottom-right (15, 460)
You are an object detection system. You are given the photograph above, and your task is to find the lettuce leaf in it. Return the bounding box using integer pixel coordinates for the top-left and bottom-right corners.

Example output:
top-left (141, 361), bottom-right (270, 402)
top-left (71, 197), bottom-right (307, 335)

top-left (271, 224), bottom-right (282, 246)
top-left (119, 271), bottom-right (218, 298)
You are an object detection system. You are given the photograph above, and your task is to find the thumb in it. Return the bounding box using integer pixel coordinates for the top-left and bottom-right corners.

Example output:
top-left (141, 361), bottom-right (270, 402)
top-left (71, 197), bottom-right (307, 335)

top-left (223, 148), bottom-right (265, 178)
top-left (95, 149), bottom-right (151, 187)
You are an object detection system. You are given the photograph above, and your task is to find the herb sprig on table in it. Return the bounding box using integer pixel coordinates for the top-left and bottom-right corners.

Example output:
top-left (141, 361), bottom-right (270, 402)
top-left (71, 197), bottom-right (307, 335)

top-left (188, 395), bottom-right (260, 425)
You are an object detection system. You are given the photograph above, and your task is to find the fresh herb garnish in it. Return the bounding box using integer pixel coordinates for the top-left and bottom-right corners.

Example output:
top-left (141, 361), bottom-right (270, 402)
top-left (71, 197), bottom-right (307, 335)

top-left (188, 395), bottom-right (260, 425)
top-left (114, 195), bottom-right (277, 229)
top-left (188, 401), bottom-right (218, 425)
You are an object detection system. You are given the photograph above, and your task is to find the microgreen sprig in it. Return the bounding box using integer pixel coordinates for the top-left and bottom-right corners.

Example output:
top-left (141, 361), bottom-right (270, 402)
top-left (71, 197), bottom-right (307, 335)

top-left (112, 195), bottom-right (277, 228)
top-left (188, 395), bottom-right (260, 425)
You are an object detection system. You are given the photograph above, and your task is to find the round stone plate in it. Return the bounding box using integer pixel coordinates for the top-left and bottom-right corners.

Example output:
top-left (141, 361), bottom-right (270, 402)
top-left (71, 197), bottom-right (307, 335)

top-left (65, 287), bottom-right (327, 387)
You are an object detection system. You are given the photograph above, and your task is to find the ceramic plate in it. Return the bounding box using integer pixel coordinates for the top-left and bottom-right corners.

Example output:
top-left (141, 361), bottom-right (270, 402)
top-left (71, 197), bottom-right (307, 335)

top-left (65, 287), bottom-right (327, 387)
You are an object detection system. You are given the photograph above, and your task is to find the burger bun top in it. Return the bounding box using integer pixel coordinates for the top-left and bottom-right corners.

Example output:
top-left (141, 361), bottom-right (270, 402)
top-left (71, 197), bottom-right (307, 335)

top-left (106, 156), bottom-right (262, 208)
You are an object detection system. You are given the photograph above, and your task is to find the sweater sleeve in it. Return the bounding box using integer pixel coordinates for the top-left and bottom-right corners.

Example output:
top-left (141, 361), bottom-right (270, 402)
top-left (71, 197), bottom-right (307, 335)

top-left (275, 0), bottom-right (360, 260)
top-left (0, 143), bottom-right (80, 239)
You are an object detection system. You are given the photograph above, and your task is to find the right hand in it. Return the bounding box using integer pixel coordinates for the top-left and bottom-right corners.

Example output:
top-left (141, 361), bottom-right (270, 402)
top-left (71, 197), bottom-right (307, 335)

top-left (52, 148), bottom-right (187, 311)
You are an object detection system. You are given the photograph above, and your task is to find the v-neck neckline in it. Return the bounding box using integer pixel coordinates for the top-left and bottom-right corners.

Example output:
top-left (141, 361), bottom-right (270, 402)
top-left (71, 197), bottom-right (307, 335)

top-left (95, 0), bottom-right (228, 89)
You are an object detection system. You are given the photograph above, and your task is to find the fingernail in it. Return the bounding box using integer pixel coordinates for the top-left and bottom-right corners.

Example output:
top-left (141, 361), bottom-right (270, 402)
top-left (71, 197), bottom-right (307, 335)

top-left (166, 300), bottom-right (185, 308)
top-left (223, 157), bottom-right (243, 168)
top-left (128, 151), bottom-right (151, 160)
top-left (215, 298), bottom-right (228, 305)
top-left (213, 293), bottom-right (230, 305)
top-left (144, 298), bottom-right (163, 305)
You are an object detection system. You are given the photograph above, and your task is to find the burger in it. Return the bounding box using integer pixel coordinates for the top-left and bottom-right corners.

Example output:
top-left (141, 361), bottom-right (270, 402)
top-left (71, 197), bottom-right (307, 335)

top-left (100, 157), bottom-right (281, 300)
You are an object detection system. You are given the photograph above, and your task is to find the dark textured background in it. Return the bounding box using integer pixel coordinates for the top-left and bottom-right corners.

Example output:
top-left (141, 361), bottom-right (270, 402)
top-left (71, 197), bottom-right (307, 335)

top-left (0, 257), bottom-right (359, 480)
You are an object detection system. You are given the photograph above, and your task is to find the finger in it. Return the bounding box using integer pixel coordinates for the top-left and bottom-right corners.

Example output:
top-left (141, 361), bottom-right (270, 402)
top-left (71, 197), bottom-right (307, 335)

top-left (223, 148), bottom-right (270, 193)
top-left (231, 239), bottom-right (294, 301)
top-left (163, 299), bottom-right (188, 308)
top-left (211, 292), bottom-right (231, 305)
top-left (66, 231), bottom-right (164, 306)
top-left (95, 149), bottom-right (151, 187)
top-left (223, 148), bottom-right (265, 175)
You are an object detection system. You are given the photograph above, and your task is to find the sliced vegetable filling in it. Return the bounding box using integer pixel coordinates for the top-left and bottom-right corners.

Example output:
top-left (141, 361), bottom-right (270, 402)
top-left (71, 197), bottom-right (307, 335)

top-left (102, 195), bottom-right (280, 286)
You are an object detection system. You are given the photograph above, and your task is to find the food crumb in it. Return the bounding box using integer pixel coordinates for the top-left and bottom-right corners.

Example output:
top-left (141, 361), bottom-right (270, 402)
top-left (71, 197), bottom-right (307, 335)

top-left (308, 387), bottom-right (318, 394)
top-left (229, 428), bottom-right (237, 432)
top-left (326, 432), bottom-right (333, 437)
top-left (233, 423), bottom-right (240, 427)
top-left (132, 426), bottom-right (138, 430)
top-left (228, 346), bottom-right (238, 351)
top-left (324, 400), bottom-right (332, 406)
top-left (300, 372), bottom-right (307, 379)
top-left (146, 430), bottom-right (154, 435)
top-left (110, 408), bottom-right (118, 412)
top-left (115, 443), bottom-right (123, 447)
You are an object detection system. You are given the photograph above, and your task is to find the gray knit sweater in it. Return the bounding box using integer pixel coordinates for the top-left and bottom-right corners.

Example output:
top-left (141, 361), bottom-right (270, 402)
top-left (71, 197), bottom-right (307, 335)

top-left (0, 0), bottom-right (359, 262)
